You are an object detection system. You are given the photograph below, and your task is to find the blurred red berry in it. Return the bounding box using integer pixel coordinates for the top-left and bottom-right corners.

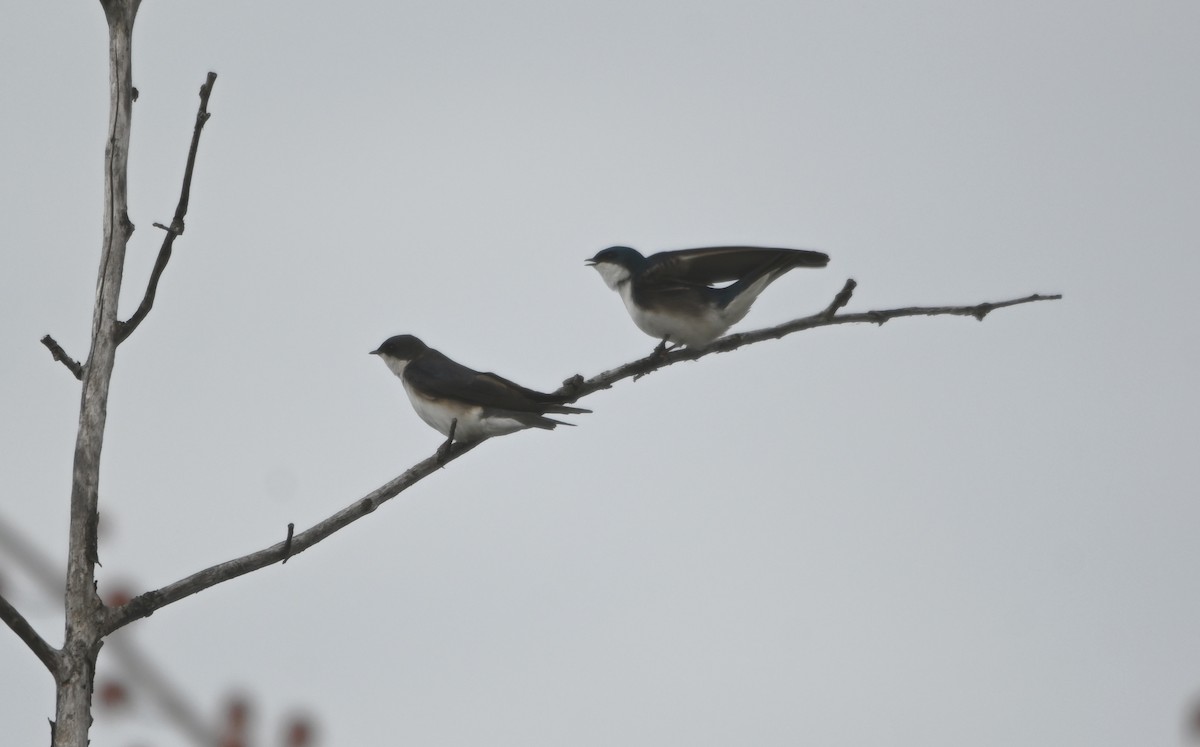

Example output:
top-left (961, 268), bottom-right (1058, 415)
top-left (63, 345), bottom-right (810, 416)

top-left (286, 716), bottom-right (314, 746)
top-left (96, 680), bottom-right (128, 709)
top-left (105, 587), bottom-right (133, 607)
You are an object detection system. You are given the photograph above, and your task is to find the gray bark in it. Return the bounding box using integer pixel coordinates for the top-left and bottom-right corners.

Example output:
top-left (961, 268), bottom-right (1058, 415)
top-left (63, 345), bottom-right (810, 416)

top-left (53, 2), bottom-right (140, 745)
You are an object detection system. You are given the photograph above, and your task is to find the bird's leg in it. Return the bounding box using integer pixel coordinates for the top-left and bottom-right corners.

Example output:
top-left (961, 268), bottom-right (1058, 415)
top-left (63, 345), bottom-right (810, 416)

top-left (436, 418), bottom-right (458, 466)
top-left (651, 338), bottom-right (681, 360)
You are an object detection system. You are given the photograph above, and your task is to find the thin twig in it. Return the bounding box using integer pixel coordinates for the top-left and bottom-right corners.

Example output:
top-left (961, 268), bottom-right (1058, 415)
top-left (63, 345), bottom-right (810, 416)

top-left (281, 523), bottom-right (295, 564)
top-left (40, 336), bottom-right (84, 380)
top-left (116, 72), bottom-right (217, 345)
top-left (0, 592), bottom-right (60, 675)
top-left (101, 283), bottom-right (1059, 635)
top-left (820, 278), bottom-right (857, 319)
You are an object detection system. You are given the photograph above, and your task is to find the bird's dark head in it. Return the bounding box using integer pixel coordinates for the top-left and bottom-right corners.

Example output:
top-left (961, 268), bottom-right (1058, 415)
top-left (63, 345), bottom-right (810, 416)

top-left (370, 334), bottom-right (428, 362)
top-left (586, 246), bottom-right (646, 290)
top-left (586, 245), bottom-right (645, 269)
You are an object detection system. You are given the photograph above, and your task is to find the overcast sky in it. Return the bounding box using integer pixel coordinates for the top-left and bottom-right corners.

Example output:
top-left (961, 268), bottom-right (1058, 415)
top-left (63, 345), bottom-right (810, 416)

top-left (3, 2), bottom-right (1199, 745)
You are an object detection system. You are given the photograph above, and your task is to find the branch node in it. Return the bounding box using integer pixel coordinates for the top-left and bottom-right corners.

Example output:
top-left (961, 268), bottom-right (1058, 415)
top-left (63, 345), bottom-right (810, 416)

top-left (971, 303), bottom-right (994, 321)
top-left (631, 360), bottom-right (657, 383)
top-left (281, 523), bottom-right (295, 564)
top-left (821, 278), bottom-right (857, 319)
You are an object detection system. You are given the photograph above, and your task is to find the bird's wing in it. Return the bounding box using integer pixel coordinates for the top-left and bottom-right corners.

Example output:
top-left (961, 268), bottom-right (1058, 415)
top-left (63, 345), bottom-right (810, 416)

top-left (408, 351), bottom-right (587, 414)
top-left (644, 246), bottom-right (829, 285)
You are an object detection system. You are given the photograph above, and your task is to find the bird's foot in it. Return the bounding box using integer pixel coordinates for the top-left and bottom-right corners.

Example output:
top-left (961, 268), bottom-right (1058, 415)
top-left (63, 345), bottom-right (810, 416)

top-left (651, 339), bottom-right (678, 359)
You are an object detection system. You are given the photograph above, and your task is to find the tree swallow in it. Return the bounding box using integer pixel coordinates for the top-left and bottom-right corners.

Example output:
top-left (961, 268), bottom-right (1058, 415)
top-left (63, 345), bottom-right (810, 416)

top-left (370, 335), bottom-right (589, 451)
top-left (586, 245), bottom-right (830, 350)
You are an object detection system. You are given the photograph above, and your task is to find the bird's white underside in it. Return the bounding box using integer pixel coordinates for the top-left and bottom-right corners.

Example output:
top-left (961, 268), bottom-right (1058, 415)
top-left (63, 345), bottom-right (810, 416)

top-left (617, 281), bottom-right (725, 348)
top-left (594, 263), bottom-right (776, 348)
top-left (402, 381), bottom-right (526, 440)
top-left (378, 353), bottom-right (528, 440)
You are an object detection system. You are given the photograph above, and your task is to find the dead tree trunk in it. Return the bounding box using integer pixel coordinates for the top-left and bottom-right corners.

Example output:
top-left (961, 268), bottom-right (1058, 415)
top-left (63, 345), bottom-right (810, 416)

top-left (53, 2), bottom-right (140, 745)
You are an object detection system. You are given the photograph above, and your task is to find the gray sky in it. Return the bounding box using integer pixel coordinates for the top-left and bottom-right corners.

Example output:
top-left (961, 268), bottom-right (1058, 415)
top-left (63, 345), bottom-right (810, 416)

top-left (3, 1), bottom-right (1198, 745)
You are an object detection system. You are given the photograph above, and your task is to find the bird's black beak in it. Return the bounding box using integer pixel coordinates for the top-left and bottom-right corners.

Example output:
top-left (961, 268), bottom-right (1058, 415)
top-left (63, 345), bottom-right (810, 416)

top-left (585, 258), bottom-right (596, 266)
top-left (369, 349), bottom-right (380, 355)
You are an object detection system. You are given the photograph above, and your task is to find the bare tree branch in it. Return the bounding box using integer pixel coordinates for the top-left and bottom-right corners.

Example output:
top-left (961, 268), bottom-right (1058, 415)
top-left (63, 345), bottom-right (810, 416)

top-left (40, 336), bottom-right (85, 380)
top-left (0, 591), bottom-right (60, 675)
top-left (102, 282), bottom-right (1059, 635)
top-left (116, 72), bottom-right (217, 345)
top-left (556, 281), bottom-right (1062, 396)
top-left (103, 441), bottom-right (481, 634)
top-left (0, 511), bottom-right (66, 673)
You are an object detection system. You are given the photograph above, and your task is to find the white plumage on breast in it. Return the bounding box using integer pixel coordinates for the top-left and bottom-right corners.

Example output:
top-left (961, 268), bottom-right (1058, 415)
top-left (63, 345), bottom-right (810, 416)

top-left (617, 281), bottom-right (725, 348)
top-left (401, 379), bottom-right (529, 441)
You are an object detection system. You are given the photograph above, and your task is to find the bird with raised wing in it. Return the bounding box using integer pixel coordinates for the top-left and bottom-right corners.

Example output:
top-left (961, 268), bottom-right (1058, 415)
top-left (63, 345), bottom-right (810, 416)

top-left (371, 335), bottom-right (589, 456)
top-left (587, 245), bottom-right (829, 350)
